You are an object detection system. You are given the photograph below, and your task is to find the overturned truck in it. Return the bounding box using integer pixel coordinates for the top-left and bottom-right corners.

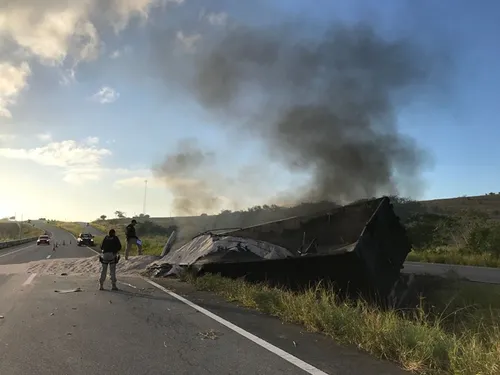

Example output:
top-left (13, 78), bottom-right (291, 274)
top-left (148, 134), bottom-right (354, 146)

top-left (150, 196), bottom-right (413, 306)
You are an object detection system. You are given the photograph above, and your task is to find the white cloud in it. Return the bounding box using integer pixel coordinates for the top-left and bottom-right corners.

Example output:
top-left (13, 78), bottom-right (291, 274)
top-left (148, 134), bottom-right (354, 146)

top-left (59, 68), bottom-right (77, 86)
top-left (0, 134), bottom-right (17, 142)
top-left (204, 11), bottom-right (228, 26)
top-left (109, 50), bottom-right (122, 59)
top-left (176, 31), bottom-right (202, 53)
top-left (84, 136), bottom-right (99, 145)
top-left (0, 139), bottom-right (112, 184)
top-left (0, 62), bottom-right (31, 118)
top-left (0, 0), bottom-right (185, 115)
top-left (0, 3), bottom-right (99, 66)
top-left (91, 86), bottom-right (120, 104)
top-left (36, 133), bottom-right (53, 141)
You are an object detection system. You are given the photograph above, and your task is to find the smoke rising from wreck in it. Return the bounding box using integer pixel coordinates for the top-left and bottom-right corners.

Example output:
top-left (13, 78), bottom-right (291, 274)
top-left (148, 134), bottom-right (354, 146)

top-left (152, 16), bottom-right (436, 214)
top-left (153, 139), bottom-right (224, 215)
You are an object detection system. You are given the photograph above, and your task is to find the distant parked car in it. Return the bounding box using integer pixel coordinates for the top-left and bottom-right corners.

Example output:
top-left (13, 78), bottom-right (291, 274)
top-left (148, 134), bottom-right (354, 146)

top-left (77, 233), bottom-right (95, 247)
top-left (37, 235), bottom-right (50, 246)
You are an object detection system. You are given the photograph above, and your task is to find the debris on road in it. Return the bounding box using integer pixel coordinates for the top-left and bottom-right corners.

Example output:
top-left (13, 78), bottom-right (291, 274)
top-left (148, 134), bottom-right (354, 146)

top-left (198, 329), bottom-right (221, 340)
top-left (118, 281), bottom-right (137, 289)
top-left (54, 287), bottom-right (82, 293)
top-left (0, 315), bottom-right (4, 319)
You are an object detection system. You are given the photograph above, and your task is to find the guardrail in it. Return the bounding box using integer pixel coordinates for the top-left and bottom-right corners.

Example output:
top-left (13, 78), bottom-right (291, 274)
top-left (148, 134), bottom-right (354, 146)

top-left (0, 237), bottom-right (39, 250)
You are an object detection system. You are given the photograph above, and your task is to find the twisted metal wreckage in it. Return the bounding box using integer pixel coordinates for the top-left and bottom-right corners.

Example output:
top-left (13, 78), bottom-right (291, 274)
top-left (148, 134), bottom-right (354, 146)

top-left (146, 196), bottom-right (415, 307)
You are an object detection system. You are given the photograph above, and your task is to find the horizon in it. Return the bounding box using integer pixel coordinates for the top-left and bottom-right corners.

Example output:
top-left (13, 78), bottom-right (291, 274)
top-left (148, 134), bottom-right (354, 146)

top-left (1, 1), bottom-right (500, 222)
top-left (3, 192), bottom-right (498, 222)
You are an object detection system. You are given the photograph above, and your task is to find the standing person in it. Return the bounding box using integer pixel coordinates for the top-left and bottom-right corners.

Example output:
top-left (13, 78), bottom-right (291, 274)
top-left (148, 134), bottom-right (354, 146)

top-left (125, 219), bottom-right (142, 260)
top-left (99, 229), bottom-right (122, 291)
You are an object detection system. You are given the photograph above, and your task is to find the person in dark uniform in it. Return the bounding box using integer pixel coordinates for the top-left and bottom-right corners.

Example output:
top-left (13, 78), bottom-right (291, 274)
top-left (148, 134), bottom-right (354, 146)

top-left (124, 219), bottom-right (142, 260)
top-left (99, 229), bottom-right (122, 290)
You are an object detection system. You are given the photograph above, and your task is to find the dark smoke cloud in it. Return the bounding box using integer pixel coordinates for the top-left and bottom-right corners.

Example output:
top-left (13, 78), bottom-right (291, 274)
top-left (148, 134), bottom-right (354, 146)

top-left (151, 10), bottom-right (440, 212)
top-left (152, 138), bottom-right (224, 215)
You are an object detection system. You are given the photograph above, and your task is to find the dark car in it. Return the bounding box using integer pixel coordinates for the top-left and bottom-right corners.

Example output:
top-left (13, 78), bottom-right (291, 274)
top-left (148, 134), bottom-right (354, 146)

top-left (77, 233), bottom-right (95, 247)
top-left (37, 235), bottom-right (50, 246)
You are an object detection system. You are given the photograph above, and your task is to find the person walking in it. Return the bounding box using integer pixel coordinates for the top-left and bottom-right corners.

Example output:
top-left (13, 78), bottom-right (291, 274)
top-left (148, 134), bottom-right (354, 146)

top-left (99, 229), bottom-right (122, 290)
top-left (124, 219), bottom-right (142, 260)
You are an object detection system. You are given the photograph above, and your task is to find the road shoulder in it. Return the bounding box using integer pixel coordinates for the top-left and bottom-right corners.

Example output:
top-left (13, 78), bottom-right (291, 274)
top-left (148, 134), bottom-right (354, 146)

top-left (151, 278), bottom-right (409, 375)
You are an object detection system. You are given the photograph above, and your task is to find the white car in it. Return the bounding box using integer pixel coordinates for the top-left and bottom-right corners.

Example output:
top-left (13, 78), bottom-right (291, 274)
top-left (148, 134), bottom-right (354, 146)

top-left (37, 235), bottom-right (51, 246)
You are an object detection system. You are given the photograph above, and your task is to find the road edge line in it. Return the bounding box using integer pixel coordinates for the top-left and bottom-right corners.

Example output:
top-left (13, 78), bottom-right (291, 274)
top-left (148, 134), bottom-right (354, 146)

top-left (142, 277), bottom-right (329, 375)
top-left (0, 243), bottom-right (36, 259)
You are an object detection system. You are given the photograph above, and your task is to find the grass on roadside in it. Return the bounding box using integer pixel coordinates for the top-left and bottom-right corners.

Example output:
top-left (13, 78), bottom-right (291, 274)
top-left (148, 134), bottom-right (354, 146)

top-left (53, 221), bottom-right (82, 237)
top-left (183, 273), bottom-right (500, 375)
top-left (0, 222), bottom-right (44, 241)
top-left (56, 221), bottom-right (167, 256)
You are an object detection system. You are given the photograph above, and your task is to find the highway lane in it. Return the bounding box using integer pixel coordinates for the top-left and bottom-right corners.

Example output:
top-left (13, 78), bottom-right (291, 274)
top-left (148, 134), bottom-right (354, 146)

top-left (0, 273), bottom-right (408, 375)
top-left (0, 223), bottom-right (96, 265)
top-left (403, 261), bottom-right (500, 284)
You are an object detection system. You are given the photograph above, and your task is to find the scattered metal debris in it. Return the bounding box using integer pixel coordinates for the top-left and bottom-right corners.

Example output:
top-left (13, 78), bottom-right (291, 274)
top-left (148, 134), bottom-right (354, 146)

top-left (118, 281), bottom-right (137, 289)
top-left (198, 329), bottom-right (222, 340)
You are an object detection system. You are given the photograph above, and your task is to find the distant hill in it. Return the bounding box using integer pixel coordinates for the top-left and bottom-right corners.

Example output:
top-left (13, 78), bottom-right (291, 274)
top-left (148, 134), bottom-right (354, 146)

top-left (96, 193), bottom-right (500, 247)
top-left (420, 194), bottom-right (500, 219)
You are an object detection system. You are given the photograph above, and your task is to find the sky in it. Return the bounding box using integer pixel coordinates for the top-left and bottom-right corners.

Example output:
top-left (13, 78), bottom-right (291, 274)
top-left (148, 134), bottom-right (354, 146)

top-left (0, 0), bottom-right (499, 221)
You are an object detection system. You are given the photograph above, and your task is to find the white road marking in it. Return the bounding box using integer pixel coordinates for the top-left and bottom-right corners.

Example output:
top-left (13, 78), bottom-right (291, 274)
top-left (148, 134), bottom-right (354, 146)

top-left (144, 278), bottom-right (329, 375)
top-left (22, 273), bottom-right (37, 286)
top-left (0, 243), bottom-right (36, 258)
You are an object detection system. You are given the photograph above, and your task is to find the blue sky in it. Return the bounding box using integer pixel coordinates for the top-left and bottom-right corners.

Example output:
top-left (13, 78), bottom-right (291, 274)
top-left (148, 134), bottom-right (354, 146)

top-left (0, 0), bottom-right (499, 221)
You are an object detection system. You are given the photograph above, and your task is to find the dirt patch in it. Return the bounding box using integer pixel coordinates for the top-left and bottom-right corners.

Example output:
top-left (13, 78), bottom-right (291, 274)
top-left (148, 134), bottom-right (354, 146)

top-left (0, 256), bottom-right (160, 276)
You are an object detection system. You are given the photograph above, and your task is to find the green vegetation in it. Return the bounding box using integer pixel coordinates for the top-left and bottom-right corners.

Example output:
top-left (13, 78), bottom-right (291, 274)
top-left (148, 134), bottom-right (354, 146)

top-left (395, 197), bottom-right (500, 268)
top-left (56, 220), bottom-right (174, 256)
top-left (0, 221), bottom-right (44, 241)
top-left (183, 273), bottom-right (500, 375)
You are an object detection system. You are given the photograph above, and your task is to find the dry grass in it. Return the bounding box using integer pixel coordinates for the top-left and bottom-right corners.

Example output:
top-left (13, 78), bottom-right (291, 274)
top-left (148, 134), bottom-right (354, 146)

top-left (0, 222), bottom-right (44, 241)
top-left (185, 273), bottom-right (500, 374)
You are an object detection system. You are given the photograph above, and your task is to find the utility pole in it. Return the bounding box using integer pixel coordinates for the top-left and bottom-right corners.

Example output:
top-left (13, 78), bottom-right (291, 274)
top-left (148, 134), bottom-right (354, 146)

top-left (143, 179), bottom-right (148, 215)
top-left (17, 213), bottom-right (23, 240)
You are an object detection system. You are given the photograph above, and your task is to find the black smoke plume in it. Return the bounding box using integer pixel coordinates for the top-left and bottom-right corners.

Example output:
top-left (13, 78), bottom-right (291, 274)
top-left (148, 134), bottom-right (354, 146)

top-left (151, 12), bottom-right (437, 213)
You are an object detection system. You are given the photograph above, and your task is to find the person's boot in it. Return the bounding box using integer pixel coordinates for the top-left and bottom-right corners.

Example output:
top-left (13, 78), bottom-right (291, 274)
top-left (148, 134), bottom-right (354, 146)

top-left (99, 282), bottom-right (104, 291)
top-left (111, 283), bottom-right (118, 291)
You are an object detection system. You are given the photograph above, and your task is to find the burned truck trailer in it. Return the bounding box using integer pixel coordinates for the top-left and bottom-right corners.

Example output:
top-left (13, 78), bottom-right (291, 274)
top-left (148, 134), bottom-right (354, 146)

top-left (153, 196), bottom-right (412, 303)
top-left (199, 197), bottom-right (411, 300)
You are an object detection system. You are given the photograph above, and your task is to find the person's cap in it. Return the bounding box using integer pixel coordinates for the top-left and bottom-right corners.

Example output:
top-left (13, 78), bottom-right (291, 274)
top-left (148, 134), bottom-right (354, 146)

top-left (131, 219), bottom-right (137, 224)
top-left (109, 229), bottom-right (116, 235)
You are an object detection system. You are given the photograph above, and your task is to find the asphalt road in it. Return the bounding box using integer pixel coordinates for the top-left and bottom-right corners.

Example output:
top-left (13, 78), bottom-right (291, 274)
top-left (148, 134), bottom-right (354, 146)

top-left (0, 220), bottom-right (498, 374)
top-left (0, 222), bottom-right (97, 265)
top-left (0, 273), bottom-right (409, 375)
top-left (403, 261), bottom-right (500, 284)
top-left (0, 221), bottom-right (410, 374)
